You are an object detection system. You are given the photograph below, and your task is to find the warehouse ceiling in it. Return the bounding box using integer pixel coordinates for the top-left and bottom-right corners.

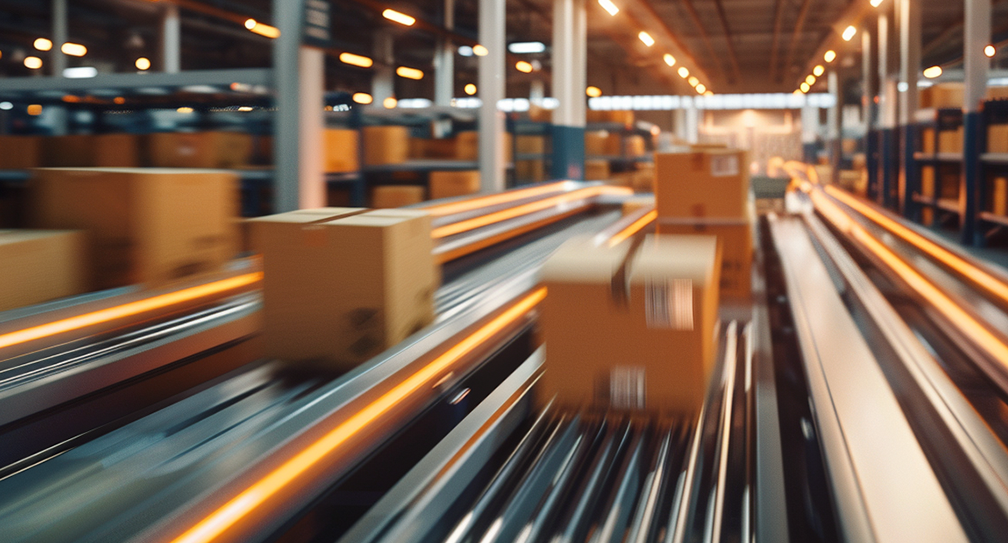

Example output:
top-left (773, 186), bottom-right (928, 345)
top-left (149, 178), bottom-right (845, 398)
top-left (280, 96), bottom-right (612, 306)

top-left (0, 0), bottom-right (1004, 96)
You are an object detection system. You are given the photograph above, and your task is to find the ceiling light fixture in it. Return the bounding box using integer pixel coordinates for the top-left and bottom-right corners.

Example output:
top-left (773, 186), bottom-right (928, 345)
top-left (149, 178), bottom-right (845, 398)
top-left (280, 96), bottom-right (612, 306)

top-left (663, 53), bottom-right (676, 66)
top-left (473, 45), bottom-right (488, 56)
top-left (464, 83), bottom-right (477, 95)
top-left (842, 26), bottom-right (857, 41)
top-left (824, 50), bottom-right (837, 62)
top-left (638, 31), bottom-right (655, 47)
top-left (598, 0), bottom-right (619, 16)
top-left (339, 52), bottom-right (373, 68)
top-left (515, 61), bottom-right (533, 73)
top-left (923, 65), bottom-right (942, 78)
top-left (352, 92), bottom-right (373, 105)
top-left (135, 57), bottom-right (151, 70)
top-left (586, 86), bottom-right (602, 97)
top-left (34, 38), bottom-right (52, 51)
top-left (396, 66), bottom-right (424, 79)
top-left (382, 9), bottom-right (416, 26)
top-left (678, 66), bottom-right (689, 78)
top-left (508, 42), bottom-right (546, 54)
top-left (813, 65), bottom-right (825, 76)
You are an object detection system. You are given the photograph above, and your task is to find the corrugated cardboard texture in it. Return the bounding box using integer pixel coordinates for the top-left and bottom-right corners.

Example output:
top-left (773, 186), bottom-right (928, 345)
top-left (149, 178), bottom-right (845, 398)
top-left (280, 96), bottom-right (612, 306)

top-left (539, 234), bottom-right (720, 415)
top-left (655, 149), bottom-right (750, 219)
top-left (429, 171), bottom-right (480, 200)
top-left (250, 208), bottom-right (437, 369)
top-left (0, 230), bottom-right (86, 311)
top-left (31, 168), bottom-right (238, 289)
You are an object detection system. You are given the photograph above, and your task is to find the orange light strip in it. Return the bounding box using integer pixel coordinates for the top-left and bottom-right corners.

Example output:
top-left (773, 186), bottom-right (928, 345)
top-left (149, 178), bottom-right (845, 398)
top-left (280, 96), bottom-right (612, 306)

top-left (168, 287), bottom-right (548, 543)
top-left (812, 191), bottom-right (1008, 364)
top-left (421, 182), bottom-right (569, 217)
top-left (607, 209), bottom-right (657, 247)
top-left (432, 185), bottom-right (631, 239)
top-left (0, 272), bottom-right (263, 351)
top-left (824, 184), bottom-right (1008, 305)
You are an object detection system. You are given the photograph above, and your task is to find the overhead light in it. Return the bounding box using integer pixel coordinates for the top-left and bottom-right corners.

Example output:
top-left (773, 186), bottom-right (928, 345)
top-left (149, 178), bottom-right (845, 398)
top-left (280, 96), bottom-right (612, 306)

top-left (352, 92), bottom-right (373, 104)
top-left (638, 31), bottom-right (654, 47)
top-left (113, 97), bottom-right (125, 105)
top-left (586, 86), bottom-right (602, 97)
top-left (515, 61), bottom-right (533, 73)
top-left (598, 0), bottom-right (619, 16)
top-left (382, 9), bottom-right (416, 26)
top-left (800, 82), bottom-right (810, 93)
top-left (870, 0), bottom-right (883, 7)
top-left (824, 50), bottom-right (837, 62)
top-left (27, 104), bottom-right (42, 116)
top-left (663, 54), bottom-right (676, 67)
top-left (813, 65), bottom-right (825, 76)
top-left (176, 106), bottom-right (194, 113)
top-left (473, 44), bottom-right (488, 56)
top-left (793, 89), bottom-right (803, 95)
top-left (238, 106), bottom-right (254, 111)
top-left (135, 57), bottom-right (151, 70)
top-left (842, 25), bottom-right (856, 41)
top-left (688, 76), bottom-right (699, 87)
top-left (396, 66), bottom-right (424, 79)
top-left (923, 65), bottom-right (942, 78)
top-left (244, 19), bottom-right (257, 30)
top-left (458, 45), bottom-right (474, 56)
top-left (24, 56), bottom-right (42, 70)
top-left (678, 66), bottom-right (689, 78)
top-left (63, 66), bottom-right (97, 78)
top-left (464, 83), bottom-right (477, 95)
top-left (897, 81), bottom-right (909, 92)
top-left (695, 83), bottom-right (706, 94)
top-left (383, 96), bottom-right (398, 109)
top-left (806, 74), bottom-right (816, 85)
top-left (340, 52), bottom-right (373, 68)
top-left (0, 102), bottom-right (12, 110)
top-left (34, 38), bottom-right (52, 51)
top-left (508, 42), bottom-right (546, 54)
top-left (986, 45), bottom-right (996, 58)
top-left (245, 20), bottom-right (280, 38)
top-left (61, 42), bottom-right (87, 56)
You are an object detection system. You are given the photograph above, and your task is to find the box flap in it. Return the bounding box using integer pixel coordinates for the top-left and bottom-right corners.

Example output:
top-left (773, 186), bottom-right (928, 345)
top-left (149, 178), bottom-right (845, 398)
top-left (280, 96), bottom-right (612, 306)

top-left (540, 237), bottom-right (630, 284)
top-left (628, 234), bottom-right (718, 286)
top-left (247, 207), bottom-right (365, 224)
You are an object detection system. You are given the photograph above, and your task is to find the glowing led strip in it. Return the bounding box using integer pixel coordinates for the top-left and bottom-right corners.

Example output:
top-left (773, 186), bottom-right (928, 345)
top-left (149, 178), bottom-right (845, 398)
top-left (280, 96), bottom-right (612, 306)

top-left (607, 209), bottom-right (657, 247)
top-left (168, 287), bottom-right (547, 543)
top-left (422, 182), bottom-right (569, 217)
top-left (0, 272), bottom-right (263, 351)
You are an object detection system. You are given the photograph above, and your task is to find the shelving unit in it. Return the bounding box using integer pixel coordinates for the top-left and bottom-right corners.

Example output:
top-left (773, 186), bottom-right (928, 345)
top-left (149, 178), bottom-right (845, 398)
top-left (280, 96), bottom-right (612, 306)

top-left (977, 99), bottom-right (1008, 245)
top-left (904, 107), bottom-right (964, 231)
top-left (584, 120), bottom-right (654, 185)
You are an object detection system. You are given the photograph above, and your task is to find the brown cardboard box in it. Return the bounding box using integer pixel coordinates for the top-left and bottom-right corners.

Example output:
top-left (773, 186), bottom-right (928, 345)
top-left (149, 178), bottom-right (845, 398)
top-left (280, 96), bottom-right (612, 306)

top-left (991, 177), bottom-right (1007, 216)
top-left (429, 170), bottom-right (480, 200)
top-left (529, 104), bottom-right (553, 123)
top-left (626, 135), bottom-right (647, 157)
top-left (538, 234), bottom-right (720, 414)
top-left (938, 167), bottom-right (960, 199)
top-left (938, 126), bottom-right (964, 154)
top-left (852, 153), bottom-right (867, 170)
top-left (921, 166), bottom-right (936, 197)
top-left (45, 134), bottom-right (139, 167)
top-left (147, 131), bottom-right (252, 168)
top-left (587, 110), bottom-right (634, 125)
top-left (249, 208), bottom-right (438, 368)
top-left (585, 131), bottom-right (609, 157)
top-left (323, 129), bottom-right (360, 173)
top-left (633, 164), bottom-right (655, 193)
top-left (0, 136), bottom-right (41, 169)
top-left (363, 126), bottom-right (410, 166)
top-left (31, 168), bottom-right (238, 289)
top-left (920, 83), bottom-right (964, 109)
top-left (988, 125), bottom-right (1008, 154)
top-left (690, 143), bottom-right (728, 151)
top-left (0, 230), bottom-right (86, 312)
top-left (921, 128), bottom-right (936, 154)
top-left (657, 215), bottom-right (753, 300)
top-left (516, 135), bottom-right (547, 182)
top-left (373, 185), bottom-right (425, 208)
top-left (621, 194), bottom-right (655, 216)
top-left (655, 149), bottom-right (749, 219)
top-left (585, 160), bottom-right (611, 181)
top-left (841, 138), bottom-right (857, 155)
top-left (455, 131), bottom-right (479, 160)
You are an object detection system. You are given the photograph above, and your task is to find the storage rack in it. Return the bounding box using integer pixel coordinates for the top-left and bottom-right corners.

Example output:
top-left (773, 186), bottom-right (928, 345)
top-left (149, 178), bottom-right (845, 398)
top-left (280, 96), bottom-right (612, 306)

top-left (508, 117), bottom-right (553, 186)
top-left (978, 98), bottom-right (1008, 245)
top-left (905, 107), bottom-right (965, 231)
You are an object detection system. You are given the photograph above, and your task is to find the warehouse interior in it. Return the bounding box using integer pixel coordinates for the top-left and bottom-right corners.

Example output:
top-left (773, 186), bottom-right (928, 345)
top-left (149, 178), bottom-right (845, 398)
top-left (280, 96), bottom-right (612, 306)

top-left (2, 0), bottom-right (1008, 541)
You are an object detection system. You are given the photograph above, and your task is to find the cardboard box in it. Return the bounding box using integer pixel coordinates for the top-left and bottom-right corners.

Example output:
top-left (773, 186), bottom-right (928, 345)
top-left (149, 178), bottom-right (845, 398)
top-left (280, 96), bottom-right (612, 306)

top-left (45, 134), bottom-right (140, 167)
top-left (529, 104), bottom-right (553, 123)
top-left (991, 177), bottom-right (1007, 216)
top-left (938, 167), bottom-right (960, 199)
top-left (0, 230), bottom-right (86, 312)
top-left (690, 143), bottom-right (728, 151)
top-left (31, 168), bottom-right (238, 289)
top-left (585, 159), bottom-right (611, 181)
top-left (921, 166), bottom-right (935, 197)
top-left (920, 83), bottom-right (964, 109)
top-left (363, 126), bottom-right (410, 166)
top-left (921, 128), bottom-right (936, 154)
top-left (657, 215), bottom-right (753, 300)
top-left (516, 136), bottom-right (547, 182)
top-left (626, 135), bottom-right (647, 157)
top-left (851, 153), bottom-right (867, 170)
top-left (0, 136), bottom-right (42, 169)
top-left (538, 234), bottom-right (720, 414)
top-left (938, 127), bottom-right (963, 154)
top-left (988, 125), bottom-right (1008, 154)
top-left (249, 208), bottom-right (438, 368)
top-left (455, 131), bottom-right (479, 161)
top-left (585, 131), bottom-right (609, 157)
top-left (621, 195), bottom-right (655, 216)
top-left (655, 149), bottom-right (749, 219)
top-left (323, 129), bottom-right (360, 173)
top-left (147, 131), bottom-right (252, 168)
top-left (633, 164), bottom-right (655, 193)
top-left (373, 186), bottom-right (425, 208)
top-left (429, 170), bottom-right (480, 200)
top-left (841, 138), bottom-right (858, 155)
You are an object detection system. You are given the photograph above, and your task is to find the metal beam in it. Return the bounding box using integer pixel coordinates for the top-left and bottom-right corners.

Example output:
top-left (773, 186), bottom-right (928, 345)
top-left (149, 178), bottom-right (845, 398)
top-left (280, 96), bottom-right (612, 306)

top-left (782, 0), bottom-right (814, 87)
top-left (768, 0), bottom-right (785, 80)
top-left (711, 0), bottom-right (743, 82)
top-left (0, 68), bottom-right (271, 95)
top-left (676, 0), bottom-right (729, 82)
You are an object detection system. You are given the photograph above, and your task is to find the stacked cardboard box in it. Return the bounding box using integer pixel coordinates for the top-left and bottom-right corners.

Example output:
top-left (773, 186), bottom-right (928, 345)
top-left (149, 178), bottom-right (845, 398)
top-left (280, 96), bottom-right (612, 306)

top-left (45, 134), bottom-right (140, 167)
top-left (31, 168), bottom-right (238, 290)
top-left (938, 127), bottom-right (964, 154)
top-left (920, 83), bottom-right (964, 109)
top-left (921, 128), bottom-right (936, 154)
top-left (990, 177), bottom-right (1008, 216)
top-left (429, 171), bottom-right (480, 200)
top-left (587, 110), bottom-right (634, 126)
top-left (373, 186), bottom-right (425, 208)
top-left (515, 135), bottom-right (547, 182)
top-left (988, 124), bottom-right (1008, 154)
top-left (626, 135), bottom-right (647, 157)
top-left (323, 129), bottom-right (360, 173)
top-left (363, 126), bottom-right (410, 166)
top-left (538, 234), bottom-right (720, 414)
top-left (249, 207), bottom-right (438, 368)
top-left (0, 230), bottom-right (86, 312)
top-left (584, 160), bottom-right (611, 181)
top-left (147, 131), bottom-right (252, 168)
top-left (654, 149), bottom-right (753, 299)
top-left (585, 131), bottom-right (610, 156)
top-left (0, 136), bottom-right (42, 169)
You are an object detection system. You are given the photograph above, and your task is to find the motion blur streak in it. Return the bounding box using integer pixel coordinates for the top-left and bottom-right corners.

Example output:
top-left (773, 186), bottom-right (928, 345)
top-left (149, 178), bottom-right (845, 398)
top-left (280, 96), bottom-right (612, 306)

top-left (422, 182), bottom-right (568, 217)
top-left (608, 210), bottom-right (657, 247)
top-left (168, 287), bottom-right (548, 543)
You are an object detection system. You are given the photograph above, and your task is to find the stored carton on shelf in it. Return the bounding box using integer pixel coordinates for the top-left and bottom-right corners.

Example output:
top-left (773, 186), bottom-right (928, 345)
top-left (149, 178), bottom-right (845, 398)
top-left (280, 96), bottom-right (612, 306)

top-left (45, 134), bottom-right (139, 167)
top-left (323, 129), bottom-right (360, 173)
top-left (657, 213), bottom-right (754, 300)
top-left (584, 160), bottom-right (611, 181)
top-left (538, 234), bottom-right (721, 415)
top-left (0, 230), bottom-right (86, 312)
top-left (147, 131), bottom-right (252, 168)
top-left (938, 127), bottom-right (964, 154)
top-left (429, 171), bottom-right (480, 200)
top-left (0, 136), bottom-right (41, 169)
top-left (991, 177), bottom-right (1007, 216)
top-left (373, 185), bottom-right (425, 208)
top-left (626, 135), bottom-right (647, 157)
top-left (921, 128), bottom-right (936, 154)
top-left (31, 168), bottom-right (238, 290)
top-left (655, 149), bottom-right (749, 219)
top-left (363, 126), bottom-right (410, 166)
top-left (988, 125), bottom-right (1008, 154)
top-left (585, 131), bottom-right (609, 157)
top-left (249, 207), bottom-right (438, 369)
top-left (919, 83), bottom-right (964, 109)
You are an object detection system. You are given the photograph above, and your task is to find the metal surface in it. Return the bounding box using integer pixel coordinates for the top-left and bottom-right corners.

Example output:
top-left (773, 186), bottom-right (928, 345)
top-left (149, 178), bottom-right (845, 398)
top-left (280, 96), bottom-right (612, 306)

top-left (0, 68), bottom-right (272, 95)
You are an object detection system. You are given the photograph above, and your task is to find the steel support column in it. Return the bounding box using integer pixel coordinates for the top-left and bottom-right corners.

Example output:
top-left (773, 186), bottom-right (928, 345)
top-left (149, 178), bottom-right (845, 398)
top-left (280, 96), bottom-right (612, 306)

top-left (434, 0), bottom-right (455, 107)
top-left (828, 71), bottom-right (840, 184)
top-left (899, 0), bottom-right (921, 219)
top-left (162, 3), bottom-right (181, 73)
top-left (962, 0), bottom-right (990, 245)
top-left (51, 0), bottom-right (68, 135)
top-left (551, 0), bottom-right (586, 180)
top-left (373, 31), bottom-right (394, 105)
top-left (479, 0), bottom-right (506, 191)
